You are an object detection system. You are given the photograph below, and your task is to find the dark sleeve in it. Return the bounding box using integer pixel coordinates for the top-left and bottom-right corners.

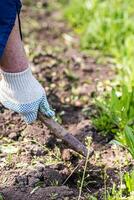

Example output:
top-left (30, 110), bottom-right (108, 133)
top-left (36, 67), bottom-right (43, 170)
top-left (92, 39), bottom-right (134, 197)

top-left (0, 0), bottom-right (22, 58)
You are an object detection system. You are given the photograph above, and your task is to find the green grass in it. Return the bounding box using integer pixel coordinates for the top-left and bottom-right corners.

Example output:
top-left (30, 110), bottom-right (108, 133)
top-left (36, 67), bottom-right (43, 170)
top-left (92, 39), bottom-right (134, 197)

top-left (63, 0), bottom-right (134, 86)
top-left (63, 0), bottom-right (134, 64)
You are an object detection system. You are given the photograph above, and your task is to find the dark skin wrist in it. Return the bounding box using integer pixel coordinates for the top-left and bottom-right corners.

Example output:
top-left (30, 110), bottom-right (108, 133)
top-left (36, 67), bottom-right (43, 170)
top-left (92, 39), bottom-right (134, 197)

top-left (0, 16), bottom-right (28, 73)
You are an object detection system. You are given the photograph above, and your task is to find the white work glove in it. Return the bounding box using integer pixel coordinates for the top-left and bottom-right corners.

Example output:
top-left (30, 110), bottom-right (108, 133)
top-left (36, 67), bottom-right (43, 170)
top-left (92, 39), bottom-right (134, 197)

top-left (0, 67), bottom-right (55, 123)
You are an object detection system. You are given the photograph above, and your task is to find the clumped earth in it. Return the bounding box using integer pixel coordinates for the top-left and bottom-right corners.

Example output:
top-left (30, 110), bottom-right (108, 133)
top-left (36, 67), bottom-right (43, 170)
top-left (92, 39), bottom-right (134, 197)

top-left (0, 1), bottom-right (130, 199)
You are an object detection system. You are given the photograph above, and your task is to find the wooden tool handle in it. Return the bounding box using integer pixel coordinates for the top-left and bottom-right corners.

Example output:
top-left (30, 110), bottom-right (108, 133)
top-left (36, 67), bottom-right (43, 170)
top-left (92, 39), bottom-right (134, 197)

top-left (38, 112), bottom-right (93, 157)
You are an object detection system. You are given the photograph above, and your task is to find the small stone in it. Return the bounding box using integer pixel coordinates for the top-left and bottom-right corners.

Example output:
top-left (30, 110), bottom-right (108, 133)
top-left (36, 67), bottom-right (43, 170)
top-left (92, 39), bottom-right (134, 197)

top-left (35, 172), bottom-right (44, 181)
top-left (8, 132), bottom-right (18, 140)
top-left (28, 177), bottom-right (40, 187)
top-left (61, 167), bottom-right (69, 176)
top-left (36, 165), bottom-right (45, 172)
top-left (20, 187), bottom-right (27, 192)
top-left (15, 175), bottom-right (28, 186)
top-left (30, 145), bottom-right (46, 157)
top-left (62, 149), bottom-right (71, 161)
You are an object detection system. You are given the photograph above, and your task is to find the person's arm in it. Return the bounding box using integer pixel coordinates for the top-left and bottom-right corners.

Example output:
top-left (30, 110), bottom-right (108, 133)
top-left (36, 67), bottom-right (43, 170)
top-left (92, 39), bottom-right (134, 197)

top-left (0, 16), bottom-right (55, 123)
top-left (0, 16), bottom-right (28, 72)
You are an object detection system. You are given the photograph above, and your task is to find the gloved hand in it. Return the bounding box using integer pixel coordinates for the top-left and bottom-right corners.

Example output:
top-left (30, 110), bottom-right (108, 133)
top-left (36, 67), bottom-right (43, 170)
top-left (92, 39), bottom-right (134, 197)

top-left (0, 67), bottom-right (55, 123)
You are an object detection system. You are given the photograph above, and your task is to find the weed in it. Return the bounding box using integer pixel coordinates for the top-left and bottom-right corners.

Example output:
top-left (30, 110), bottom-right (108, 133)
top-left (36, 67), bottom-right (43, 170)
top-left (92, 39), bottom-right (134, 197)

top-left (124, 170), bottom-right (134, 194)
top-left (112, 126), bottom-right (134, 159)
top-left (93, 86), bottom-right (134, 138)
top-left (0, 194), bottom-right (3, 200)
top-left (78, 136), bottom-right (92, 200)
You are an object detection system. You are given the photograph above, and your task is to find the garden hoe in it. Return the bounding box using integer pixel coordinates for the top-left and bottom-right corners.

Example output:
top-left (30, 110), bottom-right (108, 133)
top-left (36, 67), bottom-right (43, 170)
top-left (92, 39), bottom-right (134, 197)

top-left (38, 112), bottom-right (94, 157)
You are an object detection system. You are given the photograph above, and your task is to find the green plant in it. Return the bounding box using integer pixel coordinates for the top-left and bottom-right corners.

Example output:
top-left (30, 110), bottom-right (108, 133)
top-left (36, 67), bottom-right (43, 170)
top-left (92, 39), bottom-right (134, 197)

top-left (124, 170), bottom-right (134, 194)
top-left (63, 0), bottom-right (134, 57)
top-left (123, 126), bottom-right (134, 159)
top-left (78, 136), bottom-right (92, 200)
top-left (0, 194), bottom-right (3, 200)
top-left (107, 183), bottom-right (123, 200)
top-left (112, 126), bottom-right (134, 159)
top-left (92, 85), bottom-right (134, 138)
top-left (86, 195), bottom-right (97, 200)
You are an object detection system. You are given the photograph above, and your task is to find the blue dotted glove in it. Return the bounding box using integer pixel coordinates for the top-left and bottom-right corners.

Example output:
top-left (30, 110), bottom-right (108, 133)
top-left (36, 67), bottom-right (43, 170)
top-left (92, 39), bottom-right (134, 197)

top-left (0, 67), bottom-right (55, 123)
